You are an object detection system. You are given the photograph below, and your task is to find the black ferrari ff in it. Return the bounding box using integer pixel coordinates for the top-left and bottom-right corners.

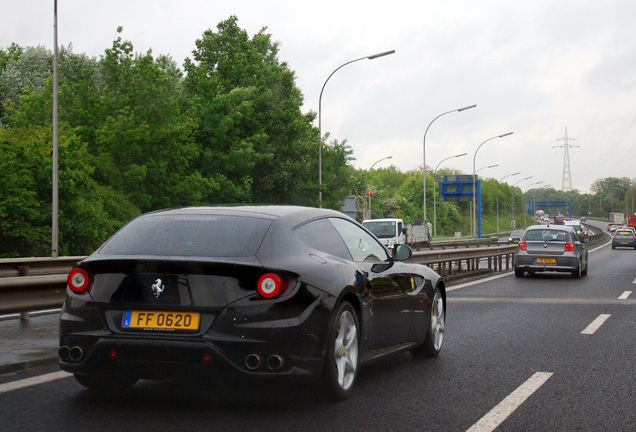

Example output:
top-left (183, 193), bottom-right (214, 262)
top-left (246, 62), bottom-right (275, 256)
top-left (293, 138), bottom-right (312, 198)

top-left (59, 206), bottom-right (445, 400)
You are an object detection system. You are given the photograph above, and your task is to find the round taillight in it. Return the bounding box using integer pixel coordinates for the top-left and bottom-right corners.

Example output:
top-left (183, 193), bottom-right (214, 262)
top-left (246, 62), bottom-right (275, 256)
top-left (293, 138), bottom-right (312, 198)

top-left (67, 268), bottom-right (90, 293)
top-left (257, 273), bottom-right (286, 298)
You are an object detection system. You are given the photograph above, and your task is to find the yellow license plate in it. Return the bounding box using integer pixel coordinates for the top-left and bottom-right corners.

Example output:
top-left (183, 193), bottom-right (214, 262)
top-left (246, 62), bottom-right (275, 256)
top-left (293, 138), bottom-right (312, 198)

top-left (122, 311), bottom-right (200, 331)
top-left (535, 258), bottom-right (556, 264)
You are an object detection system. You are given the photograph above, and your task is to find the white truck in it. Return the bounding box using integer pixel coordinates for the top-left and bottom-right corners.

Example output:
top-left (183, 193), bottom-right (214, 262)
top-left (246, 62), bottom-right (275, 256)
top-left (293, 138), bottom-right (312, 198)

top-left (609, 212), bottom-right (625, 225)
top-left (362, 218), bottom-right (431, 249)
top-left (362, 218), bottom-right (406, 249)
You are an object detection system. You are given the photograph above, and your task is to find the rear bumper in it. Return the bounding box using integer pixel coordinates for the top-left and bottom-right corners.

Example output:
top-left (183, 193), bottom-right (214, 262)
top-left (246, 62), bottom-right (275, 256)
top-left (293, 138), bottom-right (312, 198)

top-left (612, 241), bottom-right (636, 248)
top-left (58, 285), bottom-right (334, 382)
top-left (58, 335), bottom-right (320, 382)
top-left (514, 254), bottom-right (578, 273)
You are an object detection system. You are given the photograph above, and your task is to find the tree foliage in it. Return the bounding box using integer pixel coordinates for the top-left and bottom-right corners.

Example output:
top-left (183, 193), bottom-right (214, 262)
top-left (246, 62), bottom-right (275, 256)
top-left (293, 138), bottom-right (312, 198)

top-left (0, 18), bottom-right (630, 257)
top-left (183, 16), bottom-right (343, 206)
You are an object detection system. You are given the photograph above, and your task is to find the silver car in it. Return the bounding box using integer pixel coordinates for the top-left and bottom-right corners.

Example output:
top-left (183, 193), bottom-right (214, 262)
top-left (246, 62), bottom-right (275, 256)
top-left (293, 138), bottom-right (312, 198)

top-left (514, 225), bottom-right (589, 278)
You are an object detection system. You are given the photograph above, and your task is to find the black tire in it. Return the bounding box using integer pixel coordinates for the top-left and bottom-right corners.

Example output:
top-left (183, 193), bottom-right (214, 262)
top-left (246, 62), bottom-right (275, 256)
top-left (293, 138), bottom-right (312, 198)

top-left (582, 259), bottom-right (588, 276)
top-left (572, 261), bottom-right (582, 279)
top-left (74, 372), bottom-right (137, 392)
top-left (514, 267), bottom-right (524, 278)
top-left (411, 286), bottom-right (444, 358)
top-left (322, 301), bottom-right (359, 401)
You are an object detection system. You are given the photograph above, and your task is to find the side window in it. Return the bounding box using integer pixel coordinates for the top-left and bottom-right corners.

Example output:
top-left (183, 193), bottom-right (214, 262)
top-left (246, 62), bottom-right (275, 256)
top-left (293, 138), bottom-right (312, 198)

top-left (398, 221), bottom-right (403, 236)
top-left (293, 218), bottom-right (352, 260)
top-left (328, 217), bottom-right (390, 262)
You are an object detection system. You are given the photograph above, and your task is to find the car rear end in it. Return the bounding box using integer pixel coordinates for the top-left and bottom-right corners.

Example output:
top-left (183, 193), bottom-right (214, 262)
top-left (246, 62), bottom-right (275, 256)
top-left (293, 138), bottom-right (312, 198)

top-left (514, 228), bottom-right (579, 274)
top-left (59, 209), bottom-right (333, 384)
top-left (612, 229), bottom-right (636, 249)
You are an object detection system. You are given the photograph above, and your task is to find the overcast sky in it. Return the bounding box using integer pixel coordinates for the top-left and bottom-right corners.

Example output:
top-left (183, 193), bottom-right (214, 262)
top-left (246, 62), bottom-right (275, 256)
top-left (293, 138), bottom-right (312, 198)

top-left (4, 0), bottom-right (636, 193)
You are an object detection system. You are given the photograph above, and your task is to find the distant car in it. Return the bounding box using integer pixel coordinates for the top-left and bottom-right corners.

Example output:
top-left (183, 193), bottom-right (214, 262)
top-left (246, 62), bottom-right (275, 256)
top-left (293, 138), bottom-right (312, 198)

top-left (514, 225), bottom-right (589, 278)
top-left (564, 220), bottom-right (587, 237)
top-left (554, 215), bottom-right (565, 225)
top-left (608, 223), bottom-right (619, 232)
top-left (612, 229), bottom-right (636, 249)
top-left (59, 206), bottom-right (446, 400)
top-left (508, 230), bottom-right (525, 243)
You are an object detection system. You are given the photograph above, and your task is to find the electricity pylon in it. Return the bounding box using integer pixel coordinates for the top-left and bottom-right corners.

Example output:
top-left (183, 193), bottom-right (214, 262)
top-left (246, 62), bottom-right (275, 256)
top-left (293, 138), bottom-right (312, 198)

top-left (554, 127), bottom-right (578, 190)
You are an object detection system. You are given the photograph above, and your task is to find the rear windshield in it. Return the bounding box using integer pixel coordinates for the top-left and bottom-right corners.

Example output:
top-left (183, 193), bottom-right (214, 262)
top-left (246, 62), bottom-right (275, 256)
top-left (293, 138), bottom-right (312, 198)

top-left (615, 231), bottom-right (634, 238)
top-left (525, 229), bottom-right (570, 241)
top-left (99, 214), bottom-right (272, 257)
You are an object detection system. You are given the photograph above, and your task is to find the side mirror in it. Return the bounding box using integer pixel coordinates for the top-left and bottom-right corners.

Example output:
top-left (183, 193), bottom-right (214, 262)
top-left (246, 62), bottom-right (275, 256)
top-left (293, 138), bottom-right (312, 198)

top-left (582, 237), bottom-right (589, 243)
top-left (393, 244), bottom-right (412, 261)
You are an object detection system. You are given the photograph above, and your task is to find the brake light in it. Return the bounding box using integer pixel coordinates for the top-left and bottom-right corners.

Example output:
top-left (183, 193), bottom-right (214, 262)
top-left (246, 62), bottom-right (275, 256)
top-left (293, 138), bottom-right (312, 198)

top-left (564, 241), bottom-right (575, 252)
top-left (257, 273), bottom-right (288, 298)
top-left (518, 239), bottom-right (527, 251)
top-left (67, 268), bottom-right (90, 293)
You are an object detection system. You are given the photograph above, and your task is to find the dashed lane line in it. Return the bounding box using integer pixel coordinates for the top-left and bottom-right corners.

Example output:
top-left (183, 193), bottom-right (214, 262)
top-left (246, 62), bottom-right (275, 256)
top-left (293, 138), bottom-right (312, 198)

top-left (581, 314), bottom-right (611, 335)
top-left (466, 372), bottom-right (554, 432)
top-left (618, 291), bottom-right (632, 300)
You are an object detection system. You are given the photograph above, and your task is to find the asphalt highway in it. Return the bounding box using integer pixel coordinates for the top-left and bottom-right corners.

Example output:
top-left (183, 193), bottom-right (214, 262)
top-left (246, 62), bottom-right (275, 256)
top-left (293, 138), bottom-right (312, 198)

top-left (1, 223), bottom-right (634, 432)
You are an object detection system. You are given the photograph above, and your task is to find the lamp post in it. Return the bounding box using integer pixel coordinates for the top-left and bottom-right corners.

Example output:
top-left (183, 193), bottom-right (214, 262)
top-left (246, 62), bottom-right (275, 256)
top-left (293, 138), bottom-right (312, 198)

top-left (433, 152), bottom-right (467, 238)
top-left (512, 176), bottom-right (532, 229)
top-left (318, 50), bottom-right (396, 207)
top-left (422, 104), bottom-right (476, 221)
top-left (472, 132), bottom-right (513, 237)
top-left (364, 156), bottom-right (392, 220)
top-left (52, 0), bottom-right (59, 258)
top-left (523, 181), bottom-right (543, 227)
top-left (496, 172), bottom-right (520, 232)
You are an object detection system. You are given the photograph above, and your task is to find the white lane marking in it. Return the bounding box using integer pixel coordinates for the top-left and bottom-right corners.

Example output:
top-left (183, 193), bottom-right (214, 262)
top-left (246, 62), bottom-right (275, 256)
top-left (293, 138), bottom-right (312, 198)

top-left (619, 291), bottom-right (632, 300)
top-left (466, 372), bottom-right (553, 432)
top-left (632, 278), bottom-right (636, 284)
top-left (581, 314), bottom-right (611, 335)
top-left (0, 371), bottom-right (71, 395)
top-left (447, 272), bottom-right (511, 291)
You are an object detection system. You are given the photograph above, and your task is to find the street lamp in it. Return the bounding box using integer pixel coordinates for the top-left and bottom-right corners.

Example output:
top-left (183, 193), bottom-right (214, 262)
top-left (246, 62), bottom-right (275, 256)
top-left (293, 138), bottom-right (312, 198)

top-left (364, 156), bottom-right (392, 220)
top-left (524, 181), bottom-right (543, 227)
top-left (318, 50), bottom-right (396, 207)
top-left (422, 104), bottom-right (476, 221)
top-left (496, 172), bottom-right (520, 232)
top-left (433, 152), bottom-right (467, 238)
top-left (511, 176), bottom-right (532, 228)
top-left (476, 164), bottom-right (499, 173)
top-left (472, 132), bottom-right (513, 237)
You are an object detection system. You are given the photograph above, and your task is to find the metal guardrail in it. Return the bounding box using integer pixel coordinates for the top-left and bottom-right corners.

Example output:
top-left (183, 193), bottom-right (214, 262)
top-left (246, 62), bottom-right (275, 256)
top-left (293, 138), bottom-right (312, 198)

top-left (0, 246), bottom-right (515, 317)
top-left (409, 244), bottom-right (517, 278)
top-left (0, 256), bottom-right (84, 318)
top-left (0, 227), bottom-right (607, 318)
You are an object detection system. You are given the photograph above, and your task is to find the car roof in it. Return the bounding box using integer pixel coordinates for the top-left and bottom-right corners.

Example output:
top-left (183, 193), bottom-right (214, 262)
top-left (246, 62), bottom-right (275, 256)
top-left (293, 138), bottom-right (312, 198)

top-left (145, 205), bottom-right (345, 220)
top-left (526, 224), bottom-right (575, 232)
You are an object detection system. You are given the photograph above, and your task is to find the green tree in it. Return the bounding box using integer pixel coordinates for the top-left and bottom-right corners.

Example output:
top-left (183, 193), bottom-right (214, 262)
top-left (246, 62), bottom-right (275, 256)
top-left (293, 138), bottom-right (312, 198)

top-left (0, 86), bottom-right (114, 256)
top-left (90, 32), bottom-right (209, 212)
top-left (184, 16), bottom-right (348, 207)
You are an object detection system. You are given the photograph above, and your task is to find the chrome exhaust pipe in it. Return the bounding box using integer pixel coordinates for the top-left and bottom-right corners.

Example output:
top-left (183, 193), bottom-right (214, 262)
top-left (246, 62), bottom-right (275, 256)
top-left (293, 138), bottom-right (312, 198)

top-left (58, 346), bottom-right (70, 361)
top-left (245, 354), bottom-right (261, 370)
top-left (267, 354), bottom-right (284, 371)
top-left (69, 346), bottom-right (83, 362)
